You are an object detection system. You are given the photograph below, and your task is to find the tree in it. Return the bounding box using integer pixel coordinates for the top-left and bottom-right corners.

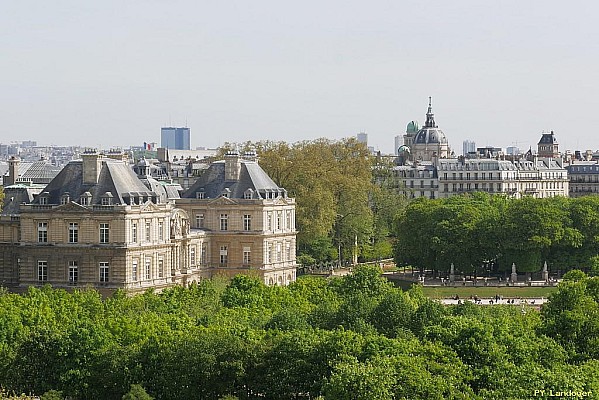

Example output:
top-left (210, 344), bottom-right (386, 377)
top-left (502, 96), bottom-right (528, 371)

top-left (542, 277), bottom-right (599, 360)
top-left (324, 355), bottom-right (396, 400)
top-left (122, 384), bottom-right (153, 400)
top-left (216, 138), bottom-right (378, 263)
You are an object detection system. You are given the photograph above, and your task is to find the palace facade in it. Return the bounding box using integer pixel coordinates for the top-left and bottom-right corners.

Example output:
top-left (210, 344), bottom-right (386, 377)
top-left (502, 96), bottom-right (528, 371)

top-left (0, 150), bottom-right (297, 295)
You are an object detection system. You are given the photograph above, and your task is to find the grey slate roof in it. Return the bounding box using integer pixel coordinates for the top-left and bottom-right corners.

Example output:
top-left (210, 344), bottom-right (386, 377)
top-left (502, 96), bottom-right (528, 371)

top-left (33, 160), bottom-right (157, 205)
top-left (1, 184), bottom-right (46, 216)
top-left (538, 132), bottom-right (558, 144)
top-left (11, 160), bottom-right (63, 184)
top-left (182, 160), bottom-right (286, 199)
top-left (566, 162), bottom-right (599, 174)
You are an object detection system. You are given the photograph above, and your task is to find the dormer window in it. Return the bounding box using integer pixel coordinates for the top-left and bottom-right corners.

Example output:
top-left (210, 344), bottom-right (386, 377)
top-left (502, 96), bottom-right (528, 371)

top-left (196, 190), bottom-right (205, 199)
top-left (243, 188), bottom-right (254, 200)
top-left (222, 188), bottom-right (231, 198)
top-left (100, 192), bottom-right (113, 206)
top-left (60, 193), bottom-right (70, 205)
top-left (80, 192), bottom-right (92, 206)
top-left (39, 193), bottom-right (49, 205)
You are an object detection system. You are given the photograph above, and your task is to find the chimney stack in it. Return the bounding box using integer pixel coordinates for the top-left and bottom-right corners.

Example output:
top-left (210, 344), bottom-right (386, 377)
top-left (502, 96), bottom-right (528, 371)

top-left (82, 149), bottom-right (103, 185)
top-left (6, 156), bottom-right (20, 186)
top-left (224, 151), bottom-right (241, 181)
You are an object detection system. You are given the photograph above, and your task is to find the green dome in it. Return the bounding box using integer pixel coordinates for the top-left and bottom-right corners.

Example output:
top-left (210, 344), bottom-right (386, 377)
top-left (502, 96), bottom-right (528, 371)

top-left (398, 145), bottom-right (411, 154)
top-left (406, 120), bottom-right (419, 133)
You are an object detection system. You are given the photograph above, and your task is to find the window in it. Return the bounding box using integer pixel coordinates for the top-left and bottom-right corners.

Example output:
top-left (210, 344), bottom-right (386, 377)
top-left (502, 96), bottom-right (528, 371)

top-left (267, 213), bottom-right (272, 231)
top-left (286, 211), bottom-right (291, 230)
top-left (68, 261), bottom-right (78, 284)
top-left (196, 214), bottom-right (204, 229)
top-left (145, 220), bottom-right (151, 242)
top-left (158, 221), bottom-right (164, 241)
top-left (220, 245), bottom-right (228, 266)
top-left (276, 212), bottom-right (282, 230)
top-left (132, 222), bottom-right (137, 243)
top-left (37, 261), bottom-right (48, 282)
top-left (132, 260), bottom-right (138, 281)
top-left (201, 243), bottom-right (207, 266)
top-left (220, 214), bottom-right (228, 231)
top-left (145, 258), bottom-right (151, 280)
top-left (243, 214), bottom-right (251, 231)
top-left (190, 246), bottom-right (196, 265)
top-left (101, 196), bottom-right (112, 206)
top-left (286, 242), bottom-right (291, 261)
top-left (61, 194), bottom-right (70, 205)
top-left (39, 196), bottom-right (48, 205)
top-left (99, 223), bottom-right (109, 243)
top-left (38, 222), bottom-right (48, 243)
top-left (68, 223), bottom-right (79, 243)
top-left (243, 246), bottom-right (251, 266)
top-left (277, 242), bottom-right (282, 262)
top-left (196, 191), bottom-right (205, 199)
top-left (99, 262), bottom-right (109, 282)
top-left (267, 243), bottom-right (273, 264)
top-left (80, 195), bottom-right (89, 205)
top-left (244, 189), bottom-right (253, 199)
top-left (158, 259), bottom-right (164, 278)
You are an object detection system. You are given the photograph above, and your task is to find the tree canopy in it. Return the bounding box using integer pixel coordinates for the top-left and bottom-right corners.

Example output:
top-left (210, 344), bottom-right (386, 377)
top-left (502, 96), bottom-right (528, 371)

top-left (0, 269), bottom-right (597, 399)
top-left (395, 194), bottom-right (599, 275)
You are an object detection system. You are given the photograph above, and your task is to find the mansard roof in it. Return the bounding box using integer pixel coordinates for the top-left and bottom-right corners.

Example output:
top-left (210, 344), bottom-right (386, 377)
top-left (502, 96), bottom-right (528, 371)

top-left (1, 184), bottom-right (46, 216)
top-left (538, 131), bottom-right (558, 144)
top-left (182, 159), bottom-right (286, 199)
top-left (32, 159), bottom-right (156, 206)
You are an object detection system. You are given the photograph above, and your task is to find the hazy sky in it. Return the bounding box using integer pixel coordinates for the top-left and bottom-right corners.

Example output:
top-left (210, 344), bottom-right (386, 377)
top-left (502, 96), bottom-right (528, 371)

top-left (1, 0), bottom-right (597, 154)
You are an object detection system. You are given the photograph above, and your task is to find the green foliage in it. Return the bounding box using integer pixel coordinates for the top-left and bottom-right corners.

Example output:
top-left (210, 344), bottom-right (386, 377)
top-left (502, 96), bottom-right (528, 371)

top-left (217, 138), bottom-right (405, 263)
top-left (324, 355), bottom-right (396, 400)
top-left (563, 269), bottom-right (587, 281)
top-left (395, 194), bottom-right (597, 275)
top-left (122, 384), bottom-right (153, 400)
top-left (542, 277), bottom-right (599, 361)
top-left (40, 390), bottom-right (63, 400)
top-left (0, 273), bottom-right (597, 399)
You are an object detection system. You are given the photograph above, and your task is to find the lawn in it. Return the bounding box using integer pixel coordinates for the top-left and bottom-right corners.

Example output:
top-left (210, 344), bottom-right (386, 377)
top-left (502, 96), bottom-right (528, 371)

top-left (422, 285), bottom-right (558, 299)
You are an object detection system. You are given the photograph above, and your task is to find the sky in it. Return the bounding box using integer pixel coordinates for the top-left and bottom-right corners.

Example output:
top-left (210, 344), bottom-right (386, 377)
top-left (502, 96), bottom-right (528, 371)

top-left (1, 0), bottom-right (598, 154)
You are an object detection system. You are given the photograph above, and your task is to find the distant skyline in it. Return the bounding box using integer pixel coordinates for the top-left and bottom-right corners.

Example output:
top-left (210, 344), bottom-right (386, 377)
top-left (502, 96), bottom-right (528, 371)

top-left (2, 1), bottom-right (598, 154)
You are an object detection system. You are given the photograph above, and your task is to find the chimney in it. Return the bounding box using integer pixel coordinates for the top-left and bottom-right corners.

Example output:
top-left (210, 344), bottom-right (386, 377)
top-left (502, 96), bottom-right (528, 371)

top-left (82, 149), bottom-right (103, 185)
top-left (243, 151), bottom-right (258, 163)
top-left (105, 149), bottom-right (128, 163)
top-left (6, 156), bottom-right (20, 186)
top-left (224, 151), bottom-right (241, 181)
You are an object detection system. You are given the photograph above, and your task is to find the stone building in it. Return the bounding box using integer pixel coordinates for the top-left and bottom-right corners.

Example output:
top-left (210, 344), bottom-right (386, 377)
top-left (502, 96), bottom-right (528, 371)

top-left (566, 161), bottom-right (599, 197)
top-left (0, 150), bottom-right (297, 294)
top-left (176, 152), bottom-right (297, 286)
top-left (537, 131), bottom-right (559, 158)
top-left (397, 157), bottom-right (569, 199)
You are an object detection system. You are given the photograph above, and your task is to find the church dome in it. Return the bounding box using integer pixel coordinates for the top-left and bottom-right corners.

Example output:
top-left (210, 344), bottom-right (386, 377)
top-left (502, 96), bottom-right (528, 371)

top-left (411, 97), bottom-right (450, 161)
top-left (414, 128), bottom-right (447, 144)
top-left (413, 98), bottom-right (447, 145)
